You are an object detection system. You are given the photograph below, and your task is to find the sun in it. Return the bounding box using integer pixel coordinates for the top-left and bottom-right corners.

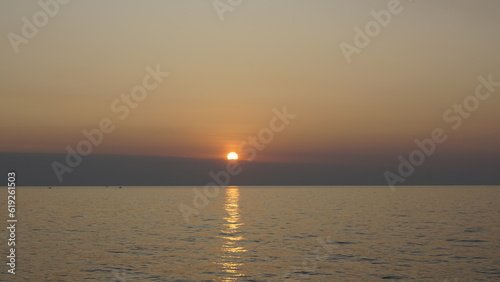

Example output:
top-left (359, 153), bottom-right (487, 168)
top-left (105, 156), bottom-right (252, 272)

top-left (227, 152), bottom-right (238, 160)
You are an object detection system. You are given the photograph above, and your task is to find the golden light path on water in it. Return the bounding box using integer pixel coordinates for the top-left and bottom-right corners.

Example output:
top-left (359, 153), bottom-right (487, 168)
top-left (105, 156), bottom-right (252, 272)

top-left (218, 186), bottom-right (247, 281)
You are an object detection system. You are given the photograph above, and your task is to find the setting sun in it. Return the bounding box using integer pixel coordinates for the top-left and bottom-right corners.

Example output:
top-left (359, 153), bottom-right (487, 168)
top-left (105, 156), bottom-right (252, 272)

top-left (227, 152), bottom-right (238, 160)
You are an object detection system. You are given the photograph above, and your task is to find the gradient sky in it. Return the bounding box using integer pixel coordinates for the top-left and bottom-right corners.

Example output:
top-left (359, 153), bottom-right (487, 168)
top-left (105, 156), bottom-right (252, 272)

top-left (1, 0), bottom-right (499, 165)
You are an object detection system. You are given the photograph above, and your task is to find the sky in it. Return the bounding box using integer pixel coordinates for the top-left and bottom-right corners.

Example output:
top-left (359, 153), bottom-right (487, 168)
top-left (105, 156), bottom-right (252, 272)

top-left (1, 0), bottom-right (499, 185)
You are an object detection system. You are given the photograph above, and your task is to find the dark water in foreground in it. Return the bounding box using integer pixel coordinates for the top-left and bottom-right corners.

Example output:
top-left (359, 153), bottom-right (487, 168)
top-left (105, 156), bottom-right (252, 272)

top-left (0, 186), bottom-right (499, 281)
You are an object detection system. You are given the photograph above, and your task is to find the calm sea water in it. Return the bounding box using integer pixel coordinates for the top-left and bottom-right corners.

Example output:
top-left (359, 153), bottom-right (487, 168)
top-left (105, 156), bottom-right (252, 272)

top-left (0, 186), bottom-right (499, 281)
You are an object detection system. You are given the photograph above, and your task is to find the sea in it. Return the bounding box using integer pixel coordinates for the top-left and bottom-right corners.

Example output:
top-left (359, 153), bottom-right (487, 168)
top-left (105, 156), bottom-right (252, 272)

top-left (0, 186), bottom-right (498, 281)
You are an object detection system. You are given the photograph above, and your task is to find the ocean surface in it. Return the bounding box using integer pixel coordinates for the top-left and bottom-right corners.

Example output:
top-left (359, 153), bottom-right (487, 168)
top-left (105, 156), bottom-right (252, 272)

top-left (0, 186), bottom-right (499, 281)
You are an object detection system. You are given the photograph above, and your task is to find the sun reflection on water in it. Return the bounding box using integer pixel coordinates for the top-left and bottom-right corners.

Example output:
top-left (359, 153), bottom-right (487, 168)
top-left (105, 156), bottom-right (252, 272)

top-left (218, 186), bottom-right (246, 281)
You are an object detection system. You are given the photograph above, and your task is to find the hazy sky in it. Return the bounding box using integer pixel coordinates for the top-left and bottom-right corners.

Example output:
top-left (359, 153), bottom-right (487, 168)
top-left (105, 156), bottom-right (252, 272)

top-left (1, 0), bottom-right (499, 164)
